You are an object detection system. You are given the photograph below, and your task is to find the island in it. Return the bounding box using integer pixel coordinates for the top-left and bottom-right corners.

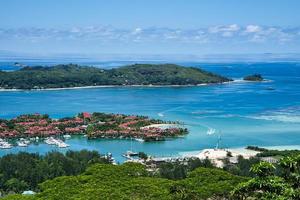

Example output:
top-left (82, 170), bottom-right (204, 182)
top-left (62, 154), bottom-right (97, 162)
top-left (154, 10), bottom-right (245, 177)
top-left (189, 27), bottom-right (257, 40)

top-left (0, 112), bottom-right (188, 143)
top-left (243, 74), bottom-right (264, 81)
top-left (0, 63), bottom-right (232, 89)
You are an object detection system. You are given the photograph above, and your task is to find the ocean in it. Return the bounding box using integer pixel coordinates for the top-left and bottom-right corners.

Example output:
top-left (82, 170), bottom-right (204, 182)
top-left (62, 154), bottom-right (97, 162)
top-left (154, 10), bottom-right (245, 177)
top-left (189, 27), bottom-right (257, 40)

top-left (0, 61), bottom-right (300, 162)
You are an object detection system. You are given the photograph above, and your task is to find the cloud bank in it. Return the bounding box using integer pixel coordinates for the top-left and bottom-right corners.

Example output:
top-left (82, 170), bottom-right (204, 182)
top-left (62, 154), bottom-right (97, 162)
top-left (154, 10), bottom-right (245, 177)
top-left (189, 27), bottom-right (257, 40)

top-left (0, 24), bottom-right (299, 54)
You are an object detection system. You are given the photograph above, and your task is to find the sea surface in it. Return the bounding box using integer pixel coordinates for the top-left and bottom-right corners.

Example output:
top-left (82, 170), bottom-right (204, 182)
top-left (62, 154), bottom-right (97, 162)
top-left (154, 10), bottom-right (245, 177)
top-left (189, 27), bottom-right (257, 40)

top-left (0, 61), bottom-right (300, 162)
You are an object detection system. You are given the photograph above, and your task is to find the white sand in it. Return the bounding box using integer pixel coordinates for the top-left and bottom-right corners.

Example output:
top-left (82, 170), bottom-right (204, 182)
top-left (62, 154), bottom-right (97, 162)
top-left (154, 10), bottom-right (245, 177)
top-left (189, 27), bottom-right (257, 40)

top-left (141, 124), bottom-right (181, 129)
top-left (0, 82), bottom-right (233, 92)
top-left (192, 148), bottom-right (260, 168)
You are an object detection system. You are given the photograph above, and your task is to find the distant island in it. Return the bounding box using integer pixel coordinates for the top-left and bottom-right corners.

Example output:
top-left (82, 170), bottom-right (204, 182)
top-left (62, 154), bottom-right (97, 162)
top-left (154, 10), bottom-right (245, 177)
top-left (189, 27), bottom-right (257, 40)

top-left (0, 63), bottom-right (232, 90)
top-left (0, 112), bottom-right (188, 142)
top-left (243, 74), bottom-right (264, 81)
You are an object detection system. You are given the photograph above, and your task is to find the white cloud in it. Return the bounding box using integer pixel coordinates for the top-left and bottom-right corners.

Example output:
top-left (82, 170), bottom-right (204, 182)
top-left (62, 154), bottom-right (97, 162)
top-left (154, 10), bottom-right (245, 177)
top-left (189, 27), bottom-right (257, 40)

top-left (132, 27), bottom-right (142, 35)
top-left (209, 24), bottom-right (240, 33)
top-left (245, 25), bottom-right (261, 33)
top-left (0, 25), bottom-right (298, 45)
top-left (222, 32), bottom-right (233, 37)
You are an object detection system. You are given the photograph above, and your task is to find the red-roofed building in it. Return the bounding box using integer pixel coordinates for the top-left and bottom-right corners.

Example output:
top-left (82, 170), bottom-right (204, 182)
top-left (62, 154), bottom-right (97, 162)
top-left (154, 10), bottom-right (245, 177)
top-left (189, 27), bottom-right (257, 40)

top-left (82, 112), bottom-right (92, 119)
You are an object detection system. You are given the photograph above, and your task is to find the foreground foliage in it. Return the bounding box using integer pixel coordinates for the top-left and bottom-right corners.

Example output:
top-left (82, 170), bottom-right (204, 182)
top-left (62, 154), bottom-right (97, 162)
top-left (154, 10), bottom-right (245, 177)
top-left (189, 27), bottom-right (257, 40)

top-left (2, 162), bottom-right (245, 200)
top-left (231, 154), bottom-right (300, 199)
top-left (0, 150), bottom-right (109, 194)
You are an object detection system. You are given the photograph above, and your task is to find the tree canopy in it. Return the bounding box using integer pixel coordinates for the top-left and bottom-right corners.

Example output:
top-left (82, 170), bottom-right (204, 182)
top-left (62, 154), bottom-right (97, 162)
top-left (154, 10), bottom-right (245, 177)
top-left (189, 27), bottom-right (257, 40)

top-left (0, 64), bottom-right (231, 89)
top-left (2, 162), bottom-right (245, 200)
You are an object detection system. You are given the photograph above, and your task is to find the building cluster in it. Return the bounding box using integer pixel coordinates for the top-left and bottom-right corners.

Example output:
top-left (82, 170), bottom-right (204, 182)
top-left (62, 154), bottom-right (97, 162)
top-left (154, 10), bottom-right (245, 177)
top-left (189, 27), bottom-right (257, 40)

top-left (0, 113), bottom-right (87, 138)
top-left (0, 112), bottom-right (187, 142)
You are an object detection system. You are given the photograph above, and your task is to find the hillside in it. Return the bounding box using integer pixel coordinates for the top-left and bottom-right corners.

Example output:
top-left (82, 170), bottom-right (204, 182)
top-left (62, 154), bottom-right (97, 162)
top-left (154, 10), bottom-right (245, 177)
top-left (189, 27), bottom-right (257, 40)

top-left (2, 162), bottom-right (246, 200)
top-left (0, 64), bottom-right (231, 89)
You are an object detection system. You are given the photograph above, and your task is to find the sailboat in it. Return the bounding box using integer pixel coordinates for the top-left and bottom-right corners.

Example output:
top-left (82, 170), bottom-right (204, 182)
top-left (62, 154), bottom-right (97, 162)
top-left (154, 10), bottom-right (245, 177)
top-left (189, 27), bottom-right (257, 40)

top-left (207, 128), bottom-right (216, 135)
top-left (215, 134), bottom-right (222, 149)
top-left (122, 138), bottom-right (138, 159)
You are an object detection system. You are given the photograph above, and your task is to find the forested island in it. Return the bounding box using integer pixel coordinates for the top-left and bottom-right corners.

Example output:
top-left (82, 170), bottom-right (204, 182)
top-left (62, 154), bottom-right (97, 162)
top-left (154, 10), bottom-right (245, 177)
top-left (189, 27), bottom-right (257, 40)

top-left (243, 74), bottom-right (264, 81)
top-left (0, 112), bottom-right (188, 142)
top-left (0, 64), bottom-right (231, 90)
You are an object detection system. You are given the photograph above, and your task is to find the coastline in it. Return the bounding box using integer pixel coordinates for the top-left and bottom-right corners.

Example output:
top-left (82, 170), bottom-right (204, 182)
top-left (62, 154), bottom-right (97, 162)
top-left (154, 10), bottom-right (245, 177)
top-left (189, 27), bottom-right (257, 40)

top-left (0, 80), bottom-right (243, 92)
top-left (179, 145), bottom-right (300, 160)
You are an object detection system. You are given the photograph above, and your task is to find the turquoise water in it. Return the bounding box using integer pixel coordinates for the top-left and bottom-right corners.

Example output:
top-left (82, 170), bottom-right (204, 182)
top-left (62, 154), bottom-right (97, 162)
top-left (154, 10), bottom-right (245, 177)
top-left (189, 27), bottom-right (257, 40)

top-left (0, 62), bottom-right (300, 162)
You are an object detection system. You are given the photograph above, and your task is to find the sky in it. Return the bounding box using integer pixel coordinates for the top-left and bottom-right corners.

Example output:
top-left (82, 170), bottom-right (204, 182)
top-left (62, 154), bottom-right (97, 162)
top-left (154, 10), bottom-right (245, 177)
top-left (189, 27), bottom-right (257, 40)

top-left (0, 0), bottom-right (300, 57)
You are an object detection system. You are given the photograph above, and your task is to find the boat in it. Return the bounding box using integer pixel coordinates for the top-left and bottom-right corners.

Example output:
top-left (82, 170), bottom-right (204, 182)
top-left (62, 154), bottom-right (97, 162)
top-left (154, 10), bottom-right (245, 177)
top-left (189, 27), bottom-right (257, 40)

top-left (19, 138), bottom-right (30, 144)
top-left (57, 142), bottom-right (70, 148)
top-left (122, 137), bottom-right (139, 159)
top-left (207, 128), bottom-right (216, 135)
top-left (126, 150), bottom-right (138, 156)
top-left (44, 137), bottom-right (56, 145)
top-left (106, 153), bottom-right (117, 165)
top-left (0, 141), bottom-right (12, 149)
top-left (17, 141), bottom-right (28, 147)
top-left (63, 134), bottom-right (71, 139)
top-left (122, 150), bottom-right (139, 159)
top-left (158, 113), bottom-right (164, 117)
top-left (135, 138), bottom-right (144, 142)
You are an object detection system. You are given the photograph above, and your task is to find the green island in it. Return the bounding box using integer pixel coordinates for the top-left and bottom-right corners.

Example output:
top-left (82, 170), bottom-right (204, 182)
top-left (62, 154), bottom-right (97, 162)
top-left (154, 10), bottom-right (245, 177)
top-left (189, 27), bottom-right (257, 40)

top-left (0, 112), bottom-right (188, 142)
top-left (243, 74), bottom-right (264, 81)
top-left (0, 64), bottom-right (232, 90)
top-left (0, 147), bottom-right (299, 199)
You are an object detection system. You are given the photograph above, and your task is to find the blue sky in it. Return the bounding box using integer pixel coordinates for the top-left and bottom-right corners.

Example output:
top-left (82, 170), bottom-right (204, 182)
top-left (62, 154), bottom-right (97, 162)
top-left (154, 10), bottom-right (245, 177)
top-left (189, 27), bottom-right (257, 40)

top-left (1, 0), bottom-right (300, 56)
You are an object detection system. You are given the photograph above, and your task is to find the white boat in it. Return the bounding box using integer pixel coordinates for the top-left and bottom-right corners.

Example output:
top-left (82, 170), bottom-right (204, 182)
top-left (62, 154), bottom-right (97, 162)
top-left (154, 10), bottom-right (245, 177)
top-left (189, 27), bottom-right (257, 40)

top-left (207, 128), bottom-right (216, 135)
top-left (19, 138), bottom-right (30, 144)
top-left (0, 141), bottom-right (12, 149)
top-left (158, 113), bottom-right (164, 117)
top-left (135, 138), bottom-right (144, 142)
top-left (44, 137), bottom-right (56, 145)
top-left (57, 142), bottom-right (70, 148)
top-left (45, 137), bottom-right (70, 148)
top-left (17, 141), bottom-right (28, 147)
top-left (63, 134), bottom-right (71, 139)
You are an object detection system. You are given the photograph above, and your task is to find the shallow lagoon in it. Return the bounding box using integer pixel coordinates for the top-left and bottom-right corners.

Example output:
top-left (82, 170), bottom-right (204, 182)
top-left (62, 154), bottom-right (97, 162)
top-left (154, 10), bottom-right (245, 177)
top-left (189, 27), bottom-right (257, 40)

top-left (0, 62), bottom-right (300, 162)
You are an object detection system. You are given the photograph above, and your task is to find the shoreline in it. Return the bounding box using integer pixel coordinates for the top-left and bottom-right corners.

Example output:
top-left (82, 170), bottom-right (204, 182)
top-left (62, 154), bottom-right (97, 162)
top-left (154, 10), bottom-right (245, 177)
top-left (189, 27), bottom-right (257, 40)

top-left (179, 145), bottom-right (300, 159)
top-left (0, 79), bottom-right (258, 92)
top-left (0, 83), bottom-right (220, 92)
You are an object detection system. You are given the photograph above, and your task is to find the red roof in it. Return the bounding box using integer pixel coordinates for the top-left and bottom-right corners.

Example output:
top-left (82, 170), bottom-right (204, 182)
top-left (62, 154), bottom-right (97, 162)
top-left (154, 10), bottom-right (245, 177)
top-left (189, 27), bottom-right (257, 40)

top-left (82, 112), bottom-right (92, 119)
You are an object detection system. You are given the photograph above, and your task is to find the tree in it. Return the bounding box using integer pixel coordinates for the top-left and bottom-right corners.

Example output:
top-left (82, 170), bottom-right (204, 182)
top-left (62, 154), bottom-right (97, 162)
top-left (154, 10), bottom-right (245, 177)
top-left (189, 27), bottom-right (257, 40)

top-left (4, 178), bottom-right (28, 193)
top-left (138, 152), bottom-right (148, 160)
top-left (231, 154), bottom-right (300, 200)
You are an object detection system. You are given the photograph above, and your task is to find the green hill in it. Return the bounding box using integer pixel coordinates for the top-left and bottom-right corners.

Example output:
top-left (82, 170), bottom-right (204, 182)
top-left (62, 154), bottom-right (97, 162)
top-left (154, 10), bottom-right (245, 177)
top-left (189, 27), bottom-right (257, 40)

top-left (2, 163), bottom-right (246, 200)
top-left (0, 64), bottom-right (231, 89)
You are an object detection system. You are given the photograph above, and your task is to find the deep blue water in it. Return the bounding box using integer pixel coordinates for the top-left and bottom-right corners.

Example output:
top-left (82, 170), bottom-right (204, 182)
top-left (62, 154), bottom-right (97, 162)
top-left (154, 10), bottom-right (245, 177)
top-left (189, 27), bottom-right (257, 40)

top-left (0, 61), bottom-right (300, 162)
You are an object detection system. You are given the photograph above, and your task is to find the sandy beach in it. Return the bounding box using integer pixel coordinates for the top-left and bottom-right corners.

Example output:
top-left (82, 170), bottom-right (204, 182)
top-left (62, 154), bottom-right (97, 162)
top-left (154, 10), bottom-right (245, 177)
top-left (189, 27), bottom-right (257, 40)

top-left (141, 123), bottom-right (182, 129)
top-left (0, 82), bottom-right (233, 92)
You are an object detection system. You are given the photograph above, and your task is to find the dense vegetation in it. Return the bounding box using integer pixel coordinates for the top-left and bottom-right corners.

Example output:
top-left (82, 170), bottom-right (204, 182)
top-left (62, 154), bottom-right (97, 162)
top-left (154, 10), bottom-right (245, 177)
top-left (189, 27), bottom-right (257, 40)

top-left (2, 162), bottom-right (246, 200)
top-left (158, 158), bottom-right (214, 180)
top-left (0, 64), bottom-right (231, 89)
top-left (246, 146), bottom-right (300, 158)
top-left (232, 154), bottom-right (300, 199)
top-left (0, 150), bottom-right (109, 194)
top-left (1, 150), bottom-right (300, 199)
top-left (223, 155), bottom-right (261, 177)
top-left (243, 74), bottom-right (264, 81)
